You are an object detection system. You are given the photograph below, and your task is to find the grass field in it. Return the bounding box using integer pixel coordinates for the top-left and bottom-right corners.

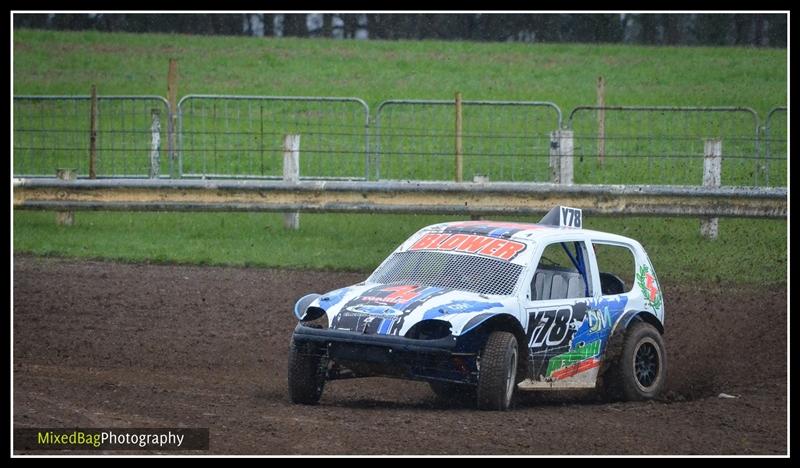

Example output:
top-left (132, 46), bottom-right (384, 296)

top-left (13, 29), bottom-right (786, 111)
top-left (13, 29), bottom-right (788, 284)
top-left (13, 211), bottom-right (787, 284)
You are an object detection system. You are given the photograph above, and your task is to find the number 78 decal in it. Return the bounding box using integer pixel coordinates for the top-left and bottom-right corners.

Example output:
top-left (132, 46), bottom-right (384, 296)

top-left (560, 207), bottom-right (582, 228)
top-left (528, 308), bottom-right (574, 349)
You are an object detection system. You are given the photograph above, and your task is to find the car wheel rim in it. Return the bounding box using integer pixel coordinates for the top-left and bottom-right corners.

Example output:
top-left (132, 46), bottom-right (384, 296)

top-left (505, 347), bottom-right (517, 405)
top-left (634, 339), bottom-right (660, 390)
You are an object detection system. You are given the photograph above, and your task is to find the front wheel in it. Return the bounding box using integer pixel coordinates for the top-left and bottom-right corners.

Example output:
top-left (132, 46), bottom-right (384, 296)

top-left (287, 337), bottom-right (327, 405)
top-left (611, 322), bottom-right (667, 401)
top-left (476, 331), bottom-right (519, 411)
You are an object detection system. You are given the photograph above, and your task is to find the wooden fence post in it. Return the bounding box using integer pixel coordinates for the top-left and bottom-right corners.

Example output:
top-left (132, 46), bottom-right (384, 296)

top-left (149, 109), bottom-right (161, 178)
top-left (597, 75), bottom-right (606, 167)
top-left (550, 130), bottom-right (574, 184)
top-left (550, 131), bottom-right (561, 183)
top-left (283, 134), bottom-right (301, 230)
top-left (471, 174), bottom-right (489, 220)
top-left (89, 85), bottom-right (97, 179)
top-left (455, 92), bottom-right (463, 182)
top-left (701, 139), bottom-right (722, 239)
top-left (167, 58), bottom-right (179, 178)
top-left (560, 130), bottom-right (574, 184)
top-left (55, 168), bottom-right (76, 226)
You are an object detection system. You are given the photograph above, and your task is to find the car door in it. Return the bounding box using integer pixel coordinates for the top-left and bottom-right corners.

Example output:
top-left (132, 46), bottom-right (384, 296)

top-left (587, 239), bottom-right (643, 343)
top-left (521, 238), bottom-right (597, 386)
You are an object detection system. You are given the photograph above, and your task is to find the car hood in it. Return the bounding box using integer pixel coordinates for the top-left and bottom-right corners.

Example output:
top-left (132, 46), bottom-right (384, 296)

top-left (309, 282), bottom-right (519, 337)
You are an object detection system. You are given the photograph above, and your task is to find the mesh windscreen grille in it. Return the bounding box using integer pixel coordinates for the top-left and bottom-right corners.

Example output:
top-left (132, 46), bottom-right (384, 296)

top-left (369, 251), bottom-right (523, 296)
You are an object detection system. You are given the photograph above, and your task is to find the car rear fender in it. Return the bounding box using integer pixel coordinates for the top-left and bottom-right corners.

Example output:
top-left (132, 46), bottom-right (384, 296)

top-left (612, 310), bottom-right (664, 336)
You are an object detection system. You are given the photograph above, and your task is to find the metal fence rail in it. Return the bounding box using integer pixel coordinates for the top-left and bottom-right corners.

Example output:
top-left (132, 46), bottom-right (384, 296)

top-left (177, 95), bottom-right (370, 180)
top-left (567, 106), bottom-right (772, 187)
top-left (13, 96), bottom-right (171, 178)
top-left (13, 178), bottom-right (787, 219)
top-left (373, 100), bottom-right (563, 182)
top-left (763, 107), bottom-right (788, 187)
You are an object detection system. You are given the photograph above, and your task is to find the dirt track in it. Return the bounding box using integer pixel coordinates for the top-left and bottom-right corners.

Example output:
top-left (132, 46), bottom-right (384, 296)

top-left (13, 255), bottom-right (787, 455)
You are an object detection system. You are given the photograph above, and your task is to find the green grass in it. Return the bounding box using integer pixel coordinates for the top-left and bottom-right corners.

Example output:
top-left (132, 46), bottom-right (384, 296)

top-left (13, 29), bottom-right (787, 284)
top-left (13, 29), bottom-right (786, 113)
top-left (13, 29), bottom-right (788, 185)
top-left (13, 211), bottom-right (787, 285)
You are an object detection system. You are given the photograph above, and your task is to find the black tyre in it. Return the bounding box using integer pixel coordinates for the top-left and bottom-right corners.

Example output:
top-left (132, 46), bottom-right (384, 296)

top-left (429, 381), bottom-right (477, 405)
top-left (476, 331), bottom-right (519, 411)
top-left (287, 337), bottom-right (326, 405)
top-left (607, 322), bottom-right (667, 401)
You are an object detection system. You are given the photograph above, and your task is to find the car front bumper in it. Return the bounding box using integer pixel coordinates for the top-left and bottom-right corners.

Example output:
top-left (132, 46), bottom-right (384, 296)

top-left (291, 324), bottom-right (478, 384)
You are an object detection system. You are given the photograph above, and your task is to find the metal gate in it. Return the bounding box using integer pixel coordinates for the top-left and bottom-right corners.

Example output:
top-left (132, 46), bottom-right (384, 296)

top-left (13, 95), bottom-right (171, 178)
top-left (373, 100), bottom-right (563, 181)
top-left (763, 107), bottom-right (788, 187)
top-left (567, 106), bottom-right (765, 186)
top-left (177, 95), bottom-right (370, 180)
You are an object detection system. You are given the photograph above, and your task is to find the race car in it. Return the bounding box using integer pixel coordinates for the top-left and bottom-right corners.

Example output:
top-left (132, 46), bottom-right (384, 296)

top-left (288, 206), bottom-right (666, 410)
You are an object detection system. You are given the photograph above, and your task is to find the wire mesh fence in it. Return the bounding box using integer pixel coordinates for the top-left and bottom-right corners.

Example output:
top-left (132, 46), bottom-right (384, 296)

top-left (177, 95), bottom-right (370, 180)
top-left (373, 100), bottom-right (562, 181)
top-left (13, 96), bottom-right (171, 178)
top-left (13, 95), bottom-right (787, 188)
top-left (567, 106), bottom-right (777, 187)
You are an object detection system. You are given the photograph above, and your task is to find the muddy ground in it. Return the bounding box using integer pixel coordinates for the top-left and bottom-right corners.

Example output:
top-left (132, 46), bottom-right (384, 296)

top-left (13, 255), bottom-right (787, 455)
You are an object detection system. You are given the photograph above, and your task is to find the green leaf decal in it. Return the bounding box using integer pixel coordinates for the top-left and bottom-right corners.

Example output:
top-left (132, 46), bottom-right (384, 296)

top-left (636, 264), bottom-right (662, 311)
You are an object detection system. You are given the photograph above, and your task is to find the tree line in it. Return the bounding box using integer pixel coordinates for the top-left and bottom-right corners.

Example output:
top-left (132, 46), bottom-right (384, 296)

top-left (14, 13), bottom-right (787, 48)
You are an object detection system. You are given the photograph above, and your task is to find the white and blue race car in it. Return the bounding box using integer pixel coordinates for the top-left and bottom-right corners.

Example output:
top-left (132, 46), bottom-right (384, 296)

top-left (289, 206), bottom-right (666, 410)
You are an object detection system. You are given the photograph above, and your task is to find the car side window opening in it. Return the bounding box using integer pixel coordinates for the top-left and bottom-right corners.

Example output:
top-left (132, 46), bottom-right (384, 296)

top-left (531, 241), bottom-right (592, 301)
top-left (592, 242), bottom-right (636, 295)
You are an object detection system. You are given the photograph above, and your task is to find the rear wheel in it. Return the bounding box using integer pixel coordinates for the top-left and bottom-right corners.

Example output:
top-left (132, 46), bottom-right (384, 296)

top-left (476, 331), bottom-right (519, 411)
top-left (287, 337), bottom-right (327, 405)
top-left (606, 322), bottom-right (666, 401)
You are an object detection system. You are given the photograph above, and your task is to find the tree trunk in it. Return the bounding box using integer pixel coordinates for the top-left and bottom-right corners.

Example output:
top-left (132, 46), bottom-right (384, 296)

top-left (322, 13), bottom-right (332, 38)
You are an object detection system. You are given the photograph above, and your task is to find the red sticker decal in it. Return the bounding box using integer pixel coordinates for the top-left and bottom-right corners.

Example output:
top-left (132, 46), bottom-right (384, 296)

top-left (382, 285), bottom-right (424, 303)
top-left (458, 235), bottom-right (496, 253)
top-left (645, 273), bottom-right (658, 302)
top-left (550, 357), bottom-right (600, 381)
top-left (409, 234), bottom-right (526, 261)
top-left (359, 285), bottom-right (426, 304)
